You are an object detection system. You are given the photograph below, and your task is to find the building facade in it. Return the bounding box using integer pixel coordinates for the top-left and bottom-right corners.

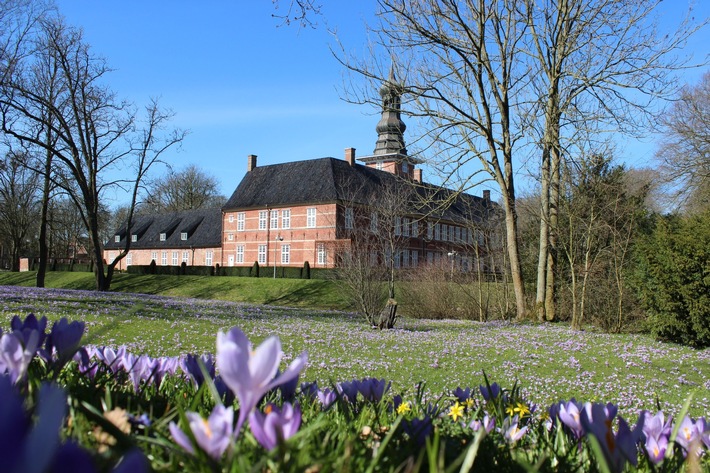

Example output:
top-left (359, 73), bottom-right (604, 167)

top-left (104, 74), bottom-right (497, 272)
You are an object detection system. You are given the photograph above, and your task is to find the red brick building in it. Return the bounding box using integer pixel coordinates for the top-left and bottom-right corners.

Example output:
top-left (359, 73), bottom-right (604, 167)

top-left (104, 75), bottom-right (497, 272)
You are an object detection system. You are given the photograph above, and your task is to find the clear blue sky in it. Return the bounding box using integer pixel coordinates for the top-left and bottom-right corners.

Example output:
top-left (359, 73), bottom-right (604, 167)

top-left (54, 1), bottom-right (708, 205)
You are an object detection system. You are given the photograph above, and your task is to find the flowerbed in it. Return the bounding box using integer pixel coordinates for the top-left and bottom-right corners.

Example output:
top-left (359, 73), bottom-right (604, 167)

top-left (1, 286), bottom-right (709, 471)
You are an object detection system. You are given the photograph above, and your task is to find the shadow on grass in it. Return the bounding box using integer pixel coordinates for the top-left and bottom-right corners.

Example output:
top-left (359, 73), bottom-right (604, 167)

top-left (263, 280), bottom-right (344, 308)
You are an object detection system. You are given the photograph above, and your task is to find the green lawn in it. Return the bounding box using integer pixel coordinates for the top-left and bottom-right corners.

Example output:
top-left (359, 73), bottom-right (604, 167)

top-left (1, 282), bottom-right (708, 421)
top-left (0, 271), bottom-right (351, 309)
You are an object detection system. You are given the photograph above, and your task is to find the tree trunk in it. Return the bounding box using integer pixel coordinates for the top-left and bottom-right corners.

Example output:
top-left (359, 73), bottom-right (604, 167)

top-left (36, 149), bottom-right (53, 288)
top-left (501, 192), bottom-right (526, 320)
top-left (536, 146), bottom-right (550, 321)
top-left (544, 139), bottom-right (561, 321)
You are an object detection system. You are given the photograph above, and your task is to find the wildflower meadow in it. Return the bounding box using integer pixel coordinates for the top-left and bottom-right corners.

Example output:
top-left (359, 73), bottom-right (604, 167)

top-left (1, 284), bottom-right (709, 472)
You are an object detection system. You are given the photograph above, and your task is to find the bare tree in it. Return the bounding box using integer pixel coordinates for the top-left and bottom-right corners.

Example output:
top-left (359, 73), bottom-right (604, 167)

top-left (523, 0), bottom-right (705, 322)
top-left (333, 177), bottom-right (415, 328)
top-left (0, 150), bottom-right (40, 270)
top-left (343, 0), bottom-right (530, 319)
top-left (656, 71), bottom-right (710, 214)
top-left (271, 0), bottom-right (321, 28)
top-left (0, 18), bottom-right (185, 290)
top-left (143, 164), bottom-right (224, 212)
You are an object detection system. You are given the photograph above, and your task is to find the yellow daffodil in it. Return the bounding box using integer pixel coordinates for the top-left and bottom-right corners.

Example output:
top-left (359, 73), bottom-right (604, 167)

top-left (397, 402), bottom-right (411, 415)
top-left (514, 402), bottom-right (530, 418)
top-left (448, 402), bottom-right (465, 422)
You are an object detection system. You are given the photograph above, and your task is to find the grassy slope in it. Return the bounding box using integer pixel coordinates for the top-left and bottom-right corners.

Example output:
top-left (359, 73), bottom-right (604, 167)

top-left (0, 271), bottom-right (351, 309)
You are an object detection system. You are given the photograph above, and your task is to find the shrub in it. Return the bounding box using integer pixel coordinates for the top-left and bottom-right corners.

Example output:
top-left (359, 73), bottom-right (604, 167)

top-left (303, 261), bottom-right (311, 279)
top-left (252, 261), bottom-right (259, 278)
top-left (635, 212), bottom-right (710, 348)
top-left (149, 259), bottom-right (157, 275)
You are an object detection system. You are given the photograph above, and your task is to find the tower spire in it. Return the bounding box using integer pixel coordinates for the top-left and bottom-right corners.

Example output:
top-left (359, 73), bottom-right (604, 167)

top-left (373, 66), bottom-right (407, 156)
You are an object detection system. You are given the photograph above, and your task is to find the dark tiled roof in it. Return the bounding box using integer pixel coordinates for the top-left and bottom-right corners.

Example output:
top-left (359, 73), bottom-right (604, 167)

top-left (104, 208), bottom-right (222, 250)
top-left (222, 157), bottom-right (495, 224)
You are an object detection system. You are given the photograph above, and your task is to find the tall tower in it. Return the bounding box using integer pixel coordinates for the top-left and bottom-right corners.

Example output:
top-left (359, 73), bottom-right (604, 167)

top-left (358, 67), bottom-right (422, 180)
top-left (373, 67), bottom-right (407, 156)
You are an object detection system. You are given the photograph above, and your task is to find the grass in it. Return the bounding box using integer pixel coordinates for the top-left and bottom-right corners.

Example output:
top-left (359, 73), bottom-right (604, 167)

top-left (0, 271), bottom-right (350, 309)
top-left (1, 283), bottom-right (708, 421)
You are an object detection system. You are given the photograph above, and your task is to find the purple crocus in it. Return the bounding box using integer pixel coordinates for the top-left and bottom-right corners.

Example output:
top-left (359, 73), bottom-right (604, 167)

top-left (10, 313), bottom-right (48, 353)
top-left (169, 404), bottom-right (234, 460)
top-left (558, 399), bottom-right (585, 439)
top-left (181, 353), bottom-right (215, 389)
top-left (580, 403), bottom-right (642, 473)
top-left (248, 403), bottom-right (301, 451)
top-left (215, 327), bottom-right (307, 433)
top-left (640, 411), bottom-right (672, 464)
top-left (501, 415), bottom-right (528, 443)
top-left (45, 318), bottom-right (85, 370)
top-left (469, 414), bottom-right (495, 434)
top-left (674, 415), bottom-right (705, 455)
top-left (336, 380), bottom-right (360, 404)
top-left (479, 382), bottom-right (502, 402)
top-left (453, 387), bottom-right (473, 403)
top-left (317, 388), bottom-right (337, 408)
top-left (0, 330), bottom-right (40, 384)
top-left (357, 377), bottom-right (390, 403)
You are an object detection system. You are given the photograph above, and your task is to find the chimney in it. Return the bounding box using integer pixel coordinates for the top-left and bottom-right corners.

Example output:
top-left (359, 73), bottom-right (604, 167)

top-left (414, 168), bottom-right (422, 183)
top-left (345, 147), bottom-right (356, 166)
top-left (483, 190), bottom-right (490, 202)
top-left (247, 154), bottom-right (257, 172)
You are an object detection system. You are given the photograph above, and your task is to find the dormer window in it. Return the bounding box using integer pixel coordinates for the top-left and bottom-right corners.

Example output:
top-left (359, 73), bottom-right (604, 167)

top-left (181, 232), bottom-right (188, 241)
top-left (402, 161), bottom-right (409, 173)
top-left (114, 235), bottom-right (120, 243)
top-left (160, 233), bottom-right (166, 241)
top-left (131, 234), bottom-right (137, 242)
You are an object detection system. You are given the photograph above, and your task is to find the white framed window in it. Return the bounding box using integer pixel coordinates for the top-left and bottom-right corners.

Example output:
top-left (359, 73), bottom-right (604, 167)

top-left (375, 161), bottom-right (383, 170)
top-left (151, 251), bottom-right (158, 262)
top-left (182, 251), bottom-right (189, 263)
top-left (345, 207), bottom-right (354, 229)
top-left (258, 244), bottom-right (267, 264)
top-left (403, 217), bottom-right (410, 237)
top-left (205, 251), bottom-right (213, 266)
top-left (259, 211), bottom-right (268, 230)
top-left (427, 221), bottom-right (433, 240)
top-left (270, 209), bottom-right (278, 229)
top-left (370, 212), bottom-right (378, 233)
top-left (394, 251), bottom-right (401, 269)
top-left (114, 235), bottom-right (120, 243)
top-left (306, 208), bottom-right (316, 228)
top-left (237, 212), bottom-right (245, 231)
top-left (131, 234), bottom-right (137, 242)
top-left (402, 250), bottom-right (410, 268)
top-left (236, 245), bottom-right (244, 263)
top-left (434, 224), bottom-right (441, 241)
top-left (412, 250), bottom-right (419, 267)
top-left (228, 214), bottom-right (234, 223)
top-left (317, 244), bottom-right (326, 265)
top-left (395, 216), bottom-right (402, 236)
top-left (282, 209), bottom-right (291, 229)
top-left (160, 233), bottom-right (166, 241)
top-left (227, 233), bottom-right (234, 241)
top-left (161, 251), bottom-right (167, 266)
top-left (402, 161), bottom-right (409, 173)
top-left (412, 220), bottom-right (419, 238)
top-left (228, 255), bottom-right (234, 266)
top-left (180, 232), bottom-right (188, 241)
top-left (281, 244), bottom-right (290, 264)
top-left (427, 251), bottom-right (434, 264)
top-left (172, 251), bottom-right (178, 265)
top-left (126, 253), bottom-right (132, 266)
